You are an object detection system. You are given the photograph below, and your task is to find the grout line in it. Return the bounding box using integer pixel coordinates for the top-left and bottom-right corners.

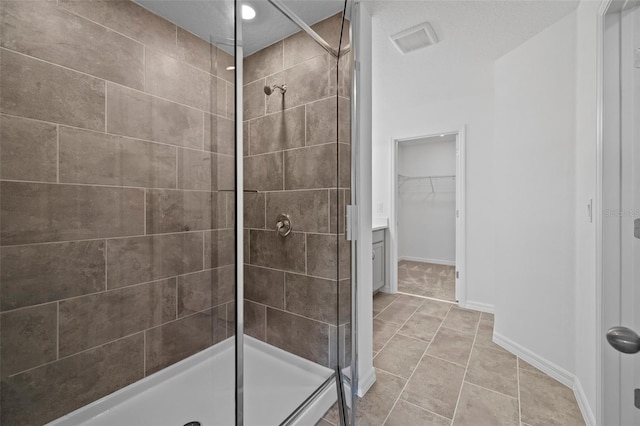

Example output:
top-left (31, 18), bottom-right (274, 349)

top-left (56, 125), bottom-right (60, 183)
top-left (175, 149), bottom-right (179, 189)
top-left (396, 290), bottom-right (457, 305)
top-left (517, 357), bottom-right (523, 425)
top-left (202, 231), bottom-right (206, 271)
top-left (143, 189), bottom-right (147, 235)
top-left (0, 177), bottom-right (232, 193)
top-left (396, 399), bottom-right (452, 423)
top-left (143, 331), bottom-right (147, 378)
top-left (56, 301), bottom-right (60, 360)
top-left (461, 380), bottom-right (519, 401)
top-left (104, 239), bottom-right (108, 291)
top-left (449, 313), bottom-right (481, 423)
top-left (175, 277), bottom-right (179, 320)
top-left (381, 299), bottom-right (446, 425)
top-left (0, 226), bottom-right (233, 251)
top-left (142, 45), bottom-right (146, 91)
top-left (281, 151), bottom-right (285, 190)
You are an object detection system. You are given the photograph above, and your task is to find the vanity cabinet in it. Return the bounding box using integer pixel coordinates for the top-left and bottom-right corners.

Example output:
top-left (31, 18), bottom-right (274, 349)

top-left (372, 229), bottom-right (385, 292)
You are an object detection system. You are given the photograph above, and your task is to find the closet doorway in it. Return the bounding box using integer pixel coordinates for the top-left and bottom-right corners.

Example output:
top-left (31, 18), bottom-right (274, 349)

top-left (390, 129), bottom-right (466, 305)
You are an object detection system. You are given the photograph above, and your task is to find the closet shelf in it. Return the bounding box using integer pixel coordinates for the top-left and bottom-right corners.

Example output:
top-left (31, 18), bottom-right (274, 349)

top-left (398, 174), bottom-right (456, 193)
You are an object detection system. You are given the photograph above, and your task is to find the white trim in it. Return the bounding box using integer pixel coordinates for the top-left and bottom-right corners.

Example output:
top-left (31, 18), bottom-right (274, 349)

top-left (493, 332), bottom-right (574, 387)
top-left (398, 256), bottom-right (455, 266)
top-left (461, 300), bottom-right (494, 314)
top-left (574, 377), bottom-right (597, 426)
top-left (390, 128), bottom-right (467, 305)
top-left (357, 367), bottom-right (376, 397)
top-left (494, 332), bottom-right (594, 425)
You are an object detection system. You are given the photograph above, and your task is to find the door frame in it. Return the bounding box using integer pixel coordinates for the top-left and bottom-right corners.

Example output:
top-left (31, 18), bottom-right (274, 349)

top-left (597, 0), bottom-right (640, 424)
top-left (389, 127), bottom-right (467, 306)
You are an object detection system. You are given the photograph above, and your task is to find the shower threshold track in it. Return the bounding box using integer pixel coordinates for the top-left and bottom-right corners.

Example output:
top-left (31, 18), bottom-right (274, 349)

top-left (48, 336), bottom-right (336, 426)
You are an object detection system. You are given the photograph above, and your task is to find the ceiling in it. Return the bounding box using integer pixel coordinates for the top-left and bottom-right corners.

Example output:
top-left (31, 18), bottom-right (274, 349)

top-left (135, 0), bottom-right (345, 56)
top-left (135, 0), bottom-right (579, 65)
top-left (368, 0), bottom-right (580, 63)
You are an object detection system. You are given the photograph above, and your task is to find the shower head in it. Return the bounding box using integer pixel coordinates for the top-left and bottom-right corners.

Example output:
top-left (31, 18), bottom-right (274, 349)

top-left (264, 84), bottom-right (287, 96)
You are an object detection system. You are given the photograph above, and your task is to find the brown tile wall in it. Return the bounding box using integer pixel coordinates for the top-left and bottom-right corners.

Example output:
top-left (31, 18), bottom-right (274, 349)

top-left (0, 1), bottom-right (235, 424)
top-left (242, 13), bottom-right (352, 369)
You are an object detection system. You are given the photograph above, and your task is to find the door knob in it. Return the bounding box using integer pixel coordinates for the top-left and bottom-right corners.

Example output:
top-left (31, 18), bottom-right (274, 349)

top-left (606, 326), bottom-right (640, 354)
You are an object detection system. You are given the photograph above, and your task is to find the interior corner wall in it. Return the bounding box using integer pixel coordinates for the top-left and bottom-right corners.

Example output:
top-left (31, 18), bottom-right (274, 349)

top-left (493, 10), bottom-right (577, 376)
top-left (371, 20), bottom-right (496, 309)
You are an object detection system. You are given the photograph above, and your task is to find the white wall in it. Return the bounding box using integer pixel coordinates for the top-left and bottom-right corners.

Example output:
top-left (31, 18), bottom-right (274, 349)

top-left (493, 10), bottom-right (577, 377)
top-left (398, 140), bottom-right (456, 264)
top-left (574, 1), bottom-right (606, 423)
top-left (372, 20), bottom-right (496, 309)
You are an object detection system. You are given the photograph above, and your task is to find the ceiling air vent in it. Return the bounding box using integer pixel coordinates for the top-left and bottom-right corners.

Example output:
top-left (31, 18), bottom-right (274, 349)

top-left (391, 22), bottom-right (438, 54)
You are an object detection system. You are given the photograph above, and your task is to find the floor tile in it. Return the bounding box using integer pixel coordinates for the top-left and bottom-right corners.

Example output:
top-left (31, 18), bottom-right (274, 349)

top-left (398, 311), bottom-right (442, 342)
top-left (397, 261), bottom-right (455, 302)
top-left (518, 358), bottom-right (539, 372)
top-left (374, 334), bottom-right (429, 378)
top-left (519, 368), bottom-right (585, 425)
top-left (416, 299), bottom-right (453, 319)
top-left (480, 312), bottom-right (494, 324)
top-left (355, 369), bottom-right (407, 426)
top-left (452, 382), bottom-right (519, 426)
top-left (373, 319), bottom-right (401, 352)
top-left (385, 399), bottom-right (451, 426)
top-left (401, 355), bottom-right (465, 419)
top-left (373, 292), bottom-right (399, 316)
top-left (466, 345), bottom-right (518, 398)
top-left (426, 327), bottom-right (475, 367)
top-left (442, 307), bottom-right (480, 334)
top-left (375, 299), bottom-right (422, 325)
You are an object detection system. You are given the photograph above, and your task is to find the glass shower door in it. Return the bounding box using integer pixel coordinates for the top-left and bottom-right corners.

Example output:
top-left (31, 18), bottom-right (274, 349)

top-left (237, 0), bottom-right (354, 424)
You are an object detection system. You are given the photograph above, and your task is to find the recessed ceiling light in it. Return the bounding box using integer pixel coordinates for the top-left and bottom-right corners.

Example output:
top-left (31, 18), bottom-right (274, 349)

top-left (242, 5), bottom-right (256, 20)
top-left (440, 134), bottom-right (445, 137)
top-left (226, 65), bottom-right (235, 71)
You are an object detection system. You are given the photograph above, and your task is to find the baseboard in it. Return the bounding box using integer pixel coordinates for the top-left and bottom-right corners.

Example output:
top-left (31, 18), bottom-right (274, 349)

top-left (398, 256), bottom-right (455, 266)
top-left (357, 367), bottom-right (376, 397)
top-left (461, 300), bottom-right (494, 314)
top-left (573, 377), bottom-right (596, 426)
top-left (493, 332), bottom-right (595, 425)
top-left (493, 331), bottom-right (574, 387)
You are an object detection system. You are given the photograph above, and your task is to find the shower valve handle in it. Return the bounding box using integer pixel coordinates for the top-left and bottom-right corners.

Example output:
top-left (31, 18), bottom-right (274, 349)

top-left (275, 214), bottom-right (292, 237)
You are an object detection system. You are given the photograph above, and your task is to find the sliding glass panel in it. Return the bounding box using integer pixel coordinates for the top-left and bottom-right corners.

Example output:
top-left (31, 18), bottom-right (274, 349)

top-left (239, 0), bottom-right (352, 424)
top-left (0, 0), bottom-right (236, 424)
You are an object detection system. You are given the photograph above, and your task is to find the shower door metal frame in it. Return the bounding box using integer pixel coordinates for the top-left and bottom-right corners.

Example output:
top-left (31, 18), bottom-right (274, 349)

top-left (267, 0), bottom-right (351, 59)
top-left (234, 1), bottom-right (245, 425)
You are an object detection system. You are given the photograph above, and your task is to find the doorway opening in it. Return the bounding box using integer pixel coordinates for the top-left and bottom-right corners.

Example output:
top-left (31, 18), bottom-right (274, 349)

top-left (390, 129), bottom-right (466, 305)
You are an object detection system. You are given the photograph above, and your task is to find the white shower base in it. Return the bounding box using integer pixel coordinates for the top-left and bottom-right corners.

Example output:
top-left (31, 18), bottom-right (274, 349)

top-left (49, 336), bottom-right (336, 426)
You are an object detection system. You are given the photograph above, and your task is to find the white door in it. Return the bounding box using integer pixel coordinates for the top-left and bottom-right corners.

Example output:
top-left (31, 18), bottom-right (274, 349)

top-left (603, 3), bottom-right (640, 425)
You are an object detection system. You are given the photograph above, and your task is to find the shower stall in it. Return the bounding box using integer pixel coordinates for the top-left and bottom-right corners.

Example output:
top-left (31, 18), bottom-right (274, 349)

top-left (0, 0), bottom-right (356, 424)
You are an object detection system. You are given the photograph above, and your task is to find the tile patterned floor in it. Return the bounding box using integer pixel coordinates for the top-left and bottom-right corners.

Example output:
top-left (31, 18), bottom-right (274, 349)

top-left (318, 293), bottom-right (585, 426)
top-left (398, 261), bottom-right (456, 302)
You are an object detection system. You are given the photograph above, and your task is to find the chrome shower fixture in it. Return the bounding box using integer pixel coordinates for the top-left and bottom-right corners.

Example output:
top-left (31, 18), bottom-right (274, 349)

top-left (264, 84), bottom-right (287, 95)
